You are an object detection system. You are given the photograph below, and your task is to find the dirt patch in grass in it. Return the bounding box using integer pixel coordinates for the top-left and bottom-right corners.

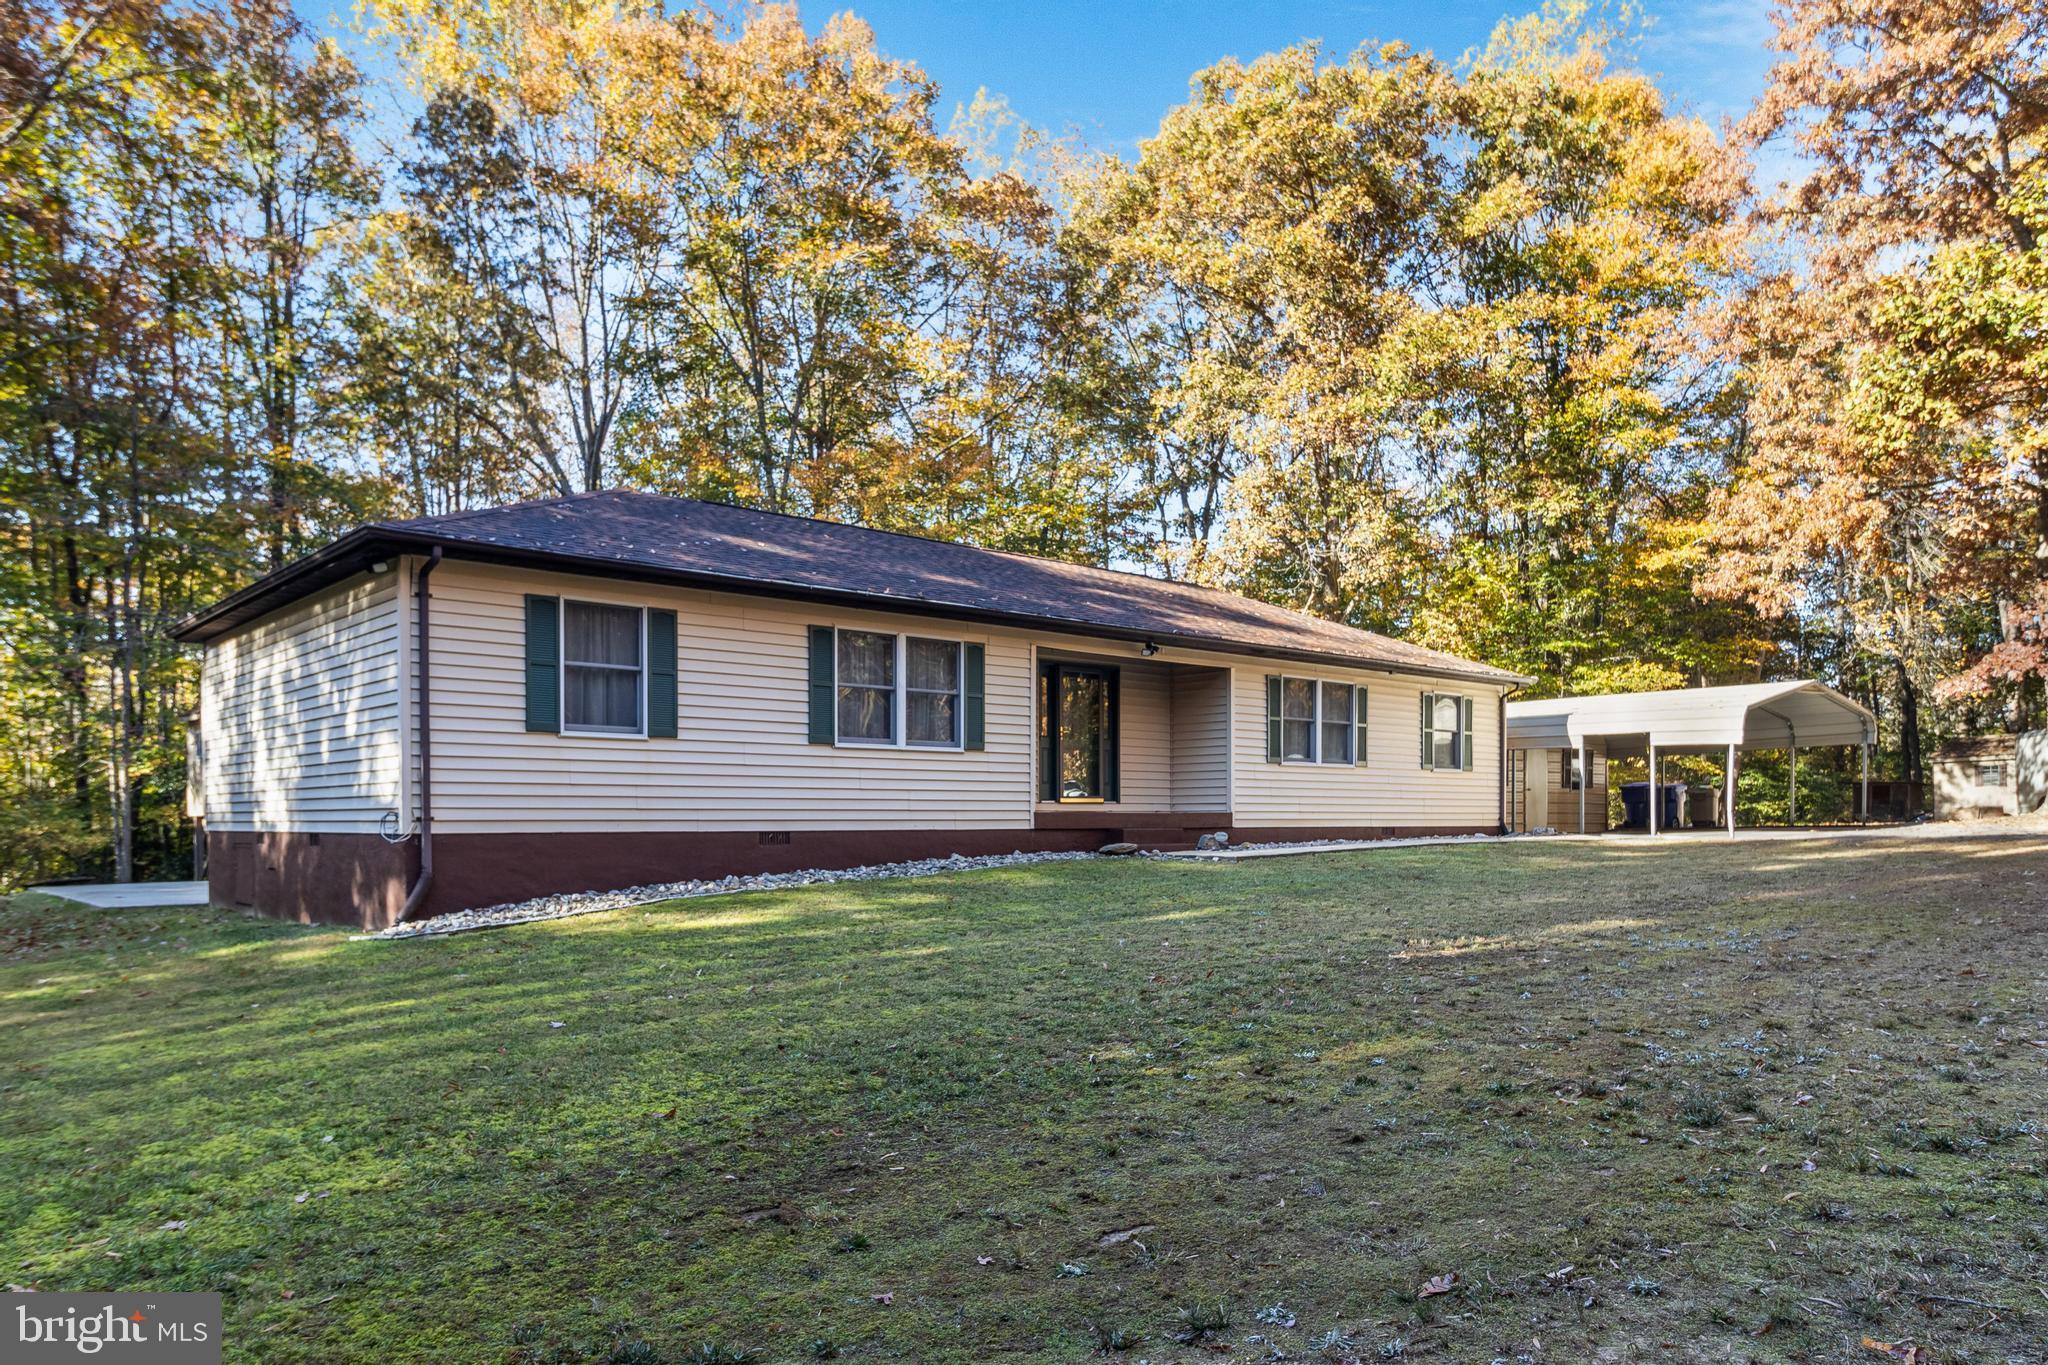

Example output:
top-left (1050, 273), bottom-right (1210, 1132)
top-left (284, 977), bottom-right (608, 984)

top-left (2, 837), bottom-right (2044, 1362)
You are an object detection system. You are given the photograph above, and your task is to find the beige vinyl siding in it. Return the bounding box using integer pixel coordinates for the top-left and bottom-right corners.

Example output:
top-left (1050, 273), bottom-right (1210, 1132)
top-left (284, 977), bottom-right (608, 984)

top-left (1228, 667), bottom-right (1505, 828)
top-left (1170, 667), bottom-right (1231, 812)
top-left (418, 561), bottom-right (1033, 833)
top-left (373, 558), bottom-right (1509, 835)
top-left (200, 570), bottom-right (405, 834)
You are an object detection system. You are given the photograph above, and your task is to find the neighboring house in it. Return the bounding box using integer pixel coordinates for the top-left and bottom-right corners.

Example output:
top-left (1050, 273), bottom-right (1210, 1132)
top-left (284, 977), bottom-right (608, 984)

top-left (1932, 733), bottom-right (2048, 819)
top-left (174, 491), bottom-right (1529, 928)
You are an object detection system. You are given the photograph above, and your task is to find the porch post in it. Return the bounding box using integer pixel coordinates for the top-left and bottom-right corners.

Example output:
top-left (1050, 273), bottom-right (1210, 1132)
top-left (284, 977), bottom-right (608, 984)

top-left (1648, 740), bottom-right (1659, 835)
top-left (1726, 743), bottom-right (1737, 838)
top-left (1579, 739), bottom-right (1588, 835)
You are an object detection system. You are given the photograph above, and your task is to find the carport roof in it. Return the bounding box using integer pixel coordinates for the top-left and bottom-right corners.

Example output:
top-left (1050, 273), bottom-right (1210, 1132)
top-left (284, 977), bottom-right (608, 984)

top-left (1506, 681), bottom-right (1876, 756)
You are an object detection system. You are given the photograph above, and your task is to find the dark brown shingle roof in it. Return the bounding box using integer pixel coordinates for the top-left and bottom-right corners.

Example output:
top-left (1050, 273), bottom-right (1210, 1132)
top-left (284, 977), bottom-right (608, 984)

top-left (177, 491), bottom-right (1527, 684)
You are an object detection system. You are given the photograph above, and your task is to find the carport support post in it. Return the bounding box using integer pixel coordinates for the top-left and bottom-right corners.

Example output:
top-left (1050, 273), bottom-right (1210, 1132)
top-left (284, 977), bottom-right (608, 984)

top-left (1788, 743), bottom-right (1798, 827)
top-left (1578, 739), bottom-right (1588, 835)
top-left (1648, 741), bottom-right (1659, 835)
top-left (1725, 744), bottom-right (1737, 838)
top-left (1860, 740), bottom-right (1870, 823)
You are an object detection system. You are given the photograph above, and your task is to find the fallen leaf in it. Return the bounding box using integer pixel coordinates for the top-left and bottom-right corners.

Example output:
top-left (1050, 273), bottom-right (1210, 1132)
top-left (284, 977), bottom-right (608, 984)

top-left (975, 1256), bottom-right (994, 1266)
top-left (1418, 1272), bottom-right (1461, 1298)
top-left (292, 1192), bottom-right (309, 1204)
top-left (1862, 1337), bottom-right (1924, 1363)
top-left (157, 1221), bottom-right (186, 1232)
top-left (279, 1289), bottom-right (294, 1301)
top-left (870, 1292), bottom-right (893, 1306)
top-left (1096, 1224), bottom-right (1154, 1248)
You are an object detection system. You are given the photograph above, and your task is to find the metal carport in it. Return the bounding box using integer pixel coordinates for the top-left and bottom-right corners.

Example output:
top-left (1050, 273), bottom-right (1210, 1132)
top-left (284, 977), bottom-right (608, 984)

top-left (1506, 682), bottom-right (1879, 836)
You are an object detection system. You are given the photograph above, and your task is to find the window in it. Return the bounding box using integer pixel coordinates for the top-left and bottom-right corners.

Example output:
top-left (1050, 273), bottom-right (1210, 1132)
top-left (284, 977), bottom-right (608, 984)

top-left (906, 637), bottom-right (961, 747)
top-left (1562, 750), bottom-right (1583, 790)
top-left (833, 630), bottom-right (967, 749)
top-left (1429, 694), bottom-right (1463, 770)
top-left (1281, 677), bottom-right (1316, 762)
top-left (563, 600), bottom-right (643, 734)
top-left (1320, 681), bottom-right (1355, 765)
top-left (1979, 761), bottom-right (2008, 787)
top-left (836, 630), bottom-right (896, 743)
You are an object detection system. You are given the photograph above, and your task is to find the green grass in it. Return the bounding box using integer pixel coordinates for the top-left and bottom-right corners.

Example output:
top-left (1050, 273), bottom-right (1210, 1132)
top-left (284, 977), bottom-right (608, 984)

top-left (3, 836), bottom-right (2045, 1362)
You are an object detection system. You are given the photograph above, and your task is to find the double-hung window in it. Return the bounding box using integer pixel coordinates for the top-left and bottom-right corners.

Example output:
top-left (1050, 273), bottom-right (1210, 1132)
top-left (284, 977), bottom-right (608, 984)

top-left (837, 630), bottom-right (896, 743)
top-left (1276, 677), bottom-right (1362, 764)
top-left (906, 638), bottom-right (962, 747)
top-left (1421, 692), bottom-right (1469, 770)
top-left (835, 630), bottom-right (964, 749)
top-left (562, 600), bottom-right (644, 735)
top-left (1562, 750), bottom-right (1584, 790)
top-left (1320, 682), bottom-right (1355, 765)
top-left (1281, 678), bottom-right (1317, 761)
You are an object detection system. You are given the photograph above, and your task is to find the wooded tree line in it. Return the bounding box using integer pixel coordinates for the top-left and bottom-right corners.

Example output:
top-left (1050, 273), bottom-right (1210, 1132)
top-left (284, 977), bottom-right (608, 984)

top-left (3, 0), bottom-right (2043, 884)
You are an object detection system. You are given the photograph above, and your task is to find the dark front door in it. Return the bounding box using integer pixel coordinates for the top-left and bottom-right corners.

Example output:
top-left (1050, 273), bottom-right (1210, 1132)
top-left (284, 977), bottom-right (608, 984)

top-left (1040, 663), bottom-right (1119, 802)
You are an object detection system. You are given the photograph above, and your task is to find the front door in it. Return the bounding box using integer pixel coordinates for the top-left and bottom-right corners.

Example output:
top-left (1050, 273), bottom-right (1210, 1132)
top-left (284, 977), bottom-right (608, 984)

top-left (1040, 663), bottom-right (1119, 802)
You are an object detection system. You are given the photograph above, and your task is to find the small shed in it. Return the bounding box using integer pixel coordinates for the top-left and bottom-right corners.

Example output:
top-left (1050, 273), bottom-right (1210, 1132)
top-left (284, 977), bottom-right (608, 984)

top-left (1506, 681), bottom-right (1878, 835)
top-left (1932, 732), bottom-right (2048, 818)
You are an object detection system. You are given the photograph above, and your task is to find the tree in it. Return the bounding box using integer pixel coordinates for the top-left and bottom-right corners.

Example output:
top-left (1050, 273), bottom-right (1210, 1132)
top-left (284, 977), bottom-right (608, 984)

top-left (1703, 0), bottom-right (2048, 760)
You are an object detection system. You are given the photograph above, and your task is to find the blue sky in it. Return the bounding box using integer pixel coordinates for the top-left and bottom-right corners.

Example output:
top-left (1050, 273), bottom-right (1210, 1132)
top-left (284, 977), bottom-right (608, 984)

top-left (791, 0), bottom-right (1783, 154)
top-left (303, 0), bottom-right (1792, 180)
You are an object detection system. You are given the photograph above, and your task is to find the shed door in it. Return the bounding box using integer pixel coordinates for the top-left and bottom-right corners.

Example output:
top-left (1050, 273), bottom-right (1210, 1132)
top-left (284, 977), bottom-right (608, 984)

top-left (1524, 752), bottom-right (1550, 829)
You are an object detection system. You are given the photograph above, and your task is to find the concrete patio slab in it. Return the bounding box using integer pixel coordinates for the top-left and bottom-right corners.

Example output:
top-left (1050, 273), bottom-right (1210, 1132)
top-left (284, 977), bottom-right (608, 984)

top-left (24, 881), bottom-right (211, 908)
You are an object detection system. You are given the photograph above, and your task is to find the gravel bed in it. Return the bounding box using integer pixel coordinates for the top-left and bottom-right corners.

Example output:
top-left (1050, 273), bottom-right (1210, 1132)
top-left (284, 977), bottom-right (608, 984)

top-left (357, 849), bottom-right (1103, 940)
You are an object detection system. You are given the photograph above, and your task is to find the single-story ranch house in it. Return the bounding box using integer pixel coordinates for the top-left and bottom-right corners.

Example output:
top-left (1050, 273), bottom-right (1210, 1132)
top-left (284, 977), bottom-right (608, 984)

top-left (174, 490), bottom-right (1530, 928)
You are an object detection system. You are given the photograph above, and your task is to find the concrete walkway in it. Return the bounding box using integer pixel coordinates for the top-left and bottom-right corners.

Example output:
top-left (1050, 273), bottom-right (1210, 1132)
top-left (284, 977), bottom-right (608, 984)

top-left (23, 881), bottom-right (211, 908)
top-left (1160, 821), bottom-right (2002, 862)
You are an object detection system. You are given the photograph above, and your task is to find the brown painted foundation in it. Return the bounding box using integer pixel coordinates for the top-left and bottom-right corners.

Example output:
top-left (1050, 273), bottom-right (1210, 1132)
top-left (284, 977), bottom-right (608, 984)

top-left (214, 819), bottom-right (1501, 931)
top-left (208, 830), bottom-right (414, 932)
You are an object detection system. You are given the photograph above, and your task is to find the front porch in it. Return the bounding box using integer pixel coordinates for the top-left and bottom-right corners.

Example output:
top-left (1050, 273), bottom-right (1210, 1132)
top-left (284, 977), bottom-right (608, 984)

top-left (1031, 649), bottom-right (1233, 849)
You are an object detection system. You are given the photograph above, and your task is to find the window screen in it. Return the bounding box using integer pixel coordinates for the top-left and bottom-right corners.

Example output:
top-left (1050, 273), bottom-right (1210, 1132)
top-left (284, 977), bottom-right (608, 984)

top-left (906, 638), bottom-right (960, 747)
top-left (1431, 695), bottom-right (1462, 770)
top-left (1282, 677), bottom-right (1316, 762)
top-left (1319, 682), bottom-right (1354, 764)
top-left (837, 630), bottom-right (896, 742)
top-left (563, 601), bottom-right (642, 733)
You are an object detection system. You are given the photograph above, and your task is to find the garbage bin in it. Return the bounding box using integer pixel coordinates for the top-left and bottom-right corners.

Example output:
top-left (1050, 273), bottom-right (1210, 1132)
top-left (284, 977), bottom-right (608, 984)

top-left (1622, 782), bottom-right (1687, 829)
top-left (1688, 785), bottom-right (1721, 827)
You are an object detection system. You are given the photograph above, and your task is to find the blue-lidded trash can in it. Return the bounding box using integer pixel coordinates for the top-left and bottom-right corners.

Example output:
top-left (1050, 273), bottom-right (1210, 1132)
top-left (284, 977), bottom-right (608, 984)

top-left (1621, 782), bottom-right (1685, 829)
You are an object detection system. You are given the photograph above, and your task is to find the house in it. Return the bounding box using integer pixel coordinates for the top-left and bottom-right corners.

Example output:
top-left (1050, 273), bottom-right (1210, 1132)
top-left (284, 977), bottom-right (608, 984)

top-left (173, 491), bottom-right (1530, 929)
top-left (1505, 682), bottom-right (1879, 834)
top-left (1932, 733), bottom-right (2048, 819)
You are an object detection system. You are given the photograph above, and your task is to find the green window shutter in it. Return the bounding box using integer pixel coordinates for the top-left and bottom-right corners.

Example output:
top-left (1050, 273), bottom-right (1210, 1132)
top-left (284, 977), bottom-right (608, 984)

top-left (646, 609), bottom-right (678, 738)
top-left (1105, 668), bottom-right (1121, 803)
top-left (807, 626), bottom-right (835, 744)
top-left (1460, 696), bottom-right (1475, 772)
top-left (1265, 675), bottom-right (1283, 763)
top-left (1419, 692), bottom-right (1435, 768)
top-left (524, 595), bottom-right (560, 733)
top-left (1354, 686), bottom-right (1369, 766)
top-left (963, 643), bottom-right (986, 751)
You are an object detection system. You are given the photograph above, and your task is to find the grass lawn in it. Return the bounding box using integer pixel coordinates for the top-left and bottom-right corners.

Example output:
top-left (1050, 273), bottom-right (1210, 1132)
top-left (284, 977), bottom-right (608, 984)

top-left (3, 836), bottom-right (2045, 1364)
